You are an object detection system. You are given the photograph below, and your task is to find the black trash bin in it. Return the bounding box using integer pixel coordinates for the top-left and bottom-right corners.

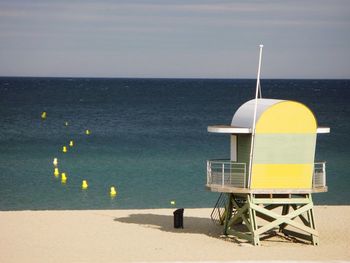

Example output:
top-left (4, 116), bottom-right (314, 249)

top-left (173, 208), bottom-right (184, 228)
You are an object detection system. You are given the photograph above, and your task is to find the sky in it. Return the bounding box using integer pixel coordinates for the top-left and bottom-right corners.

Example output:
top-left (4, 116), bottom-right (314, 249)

top-left (0, 0), bottom-right (349, 78)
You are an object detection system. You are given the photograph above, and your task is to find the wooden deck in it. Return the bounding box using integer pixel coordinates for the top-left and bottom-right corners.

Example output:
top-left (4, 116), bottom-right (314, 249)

top-left (207, 125), bottom-right (330, 134)
top-left (206, 184), bottom-right (328, 194)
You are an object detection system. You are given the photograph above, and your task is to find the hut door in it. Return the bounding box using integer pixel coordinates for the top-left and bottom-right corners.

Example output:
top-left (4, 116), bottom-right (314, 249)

top-left (230, 135), bottom-right (237, 161)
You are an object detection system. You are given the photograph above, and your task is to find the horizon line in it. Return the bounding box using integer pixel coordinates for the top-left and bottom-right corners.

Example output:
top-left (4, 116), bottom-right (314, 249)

top-left (0, 75), bottom-right (349, 80)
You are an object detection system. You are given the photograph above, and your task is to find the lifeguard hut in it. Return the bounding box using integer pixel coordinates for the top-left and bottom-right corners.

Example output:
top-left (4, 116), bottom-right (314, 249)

top-left (206, 46), bottom-right (330, 245)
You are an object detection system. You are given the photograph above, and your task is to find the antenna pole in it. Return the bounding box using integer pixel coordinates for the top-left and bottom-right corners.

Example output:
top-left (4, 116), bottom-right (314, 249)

top-left (258, 82), bottom-right (262, 98)
top-left (248, 44), bottom-right (264, 188)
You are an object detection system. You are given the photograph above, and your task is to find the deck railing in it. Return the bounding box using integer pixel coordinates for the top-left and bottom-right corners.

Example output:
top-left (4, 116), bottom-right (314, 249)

top-left (206, 160), bottom-right (327, 189)
top-left (313, 162), bottom-right (326, 188)
top-left (206, 160), bottom-right (247, 188)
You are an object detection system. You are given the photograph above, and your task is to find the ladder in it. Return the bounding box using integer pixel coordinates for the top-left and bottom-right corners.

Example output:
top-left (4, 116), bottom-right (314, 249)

top-left (210, 193), bottom-right (228, 225)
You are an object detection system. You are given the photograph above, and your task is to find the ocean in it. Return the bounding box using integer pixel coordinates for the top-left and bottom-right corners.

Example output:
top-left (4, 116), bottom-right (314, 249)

top-left (0, 77), bottom-right (349, 210)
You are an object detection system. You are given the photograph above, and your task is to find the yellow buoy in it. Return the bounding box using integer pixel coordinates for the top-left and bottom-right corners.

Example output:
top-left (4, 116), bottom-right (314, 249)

top-left (69, 140), bottom-right (74, 147)
top-left (170, 200), bottom-right (176, 205)
top-left (54, 167), bottom-right (59, 177)
top-left (85, 129), bottom-right (90, 135)
top-left (62, 146), bottom-right (67, 153)
top-left (82, 180), bottom-right (88, 190)
top-left (41, 111), bottom-right (47, 120)
top-left (61, 173), bottom-right (67, 184)
top-left (110, 186), bottom-right (117, 197)
top-left (53, 158), bottom-right (58, 167)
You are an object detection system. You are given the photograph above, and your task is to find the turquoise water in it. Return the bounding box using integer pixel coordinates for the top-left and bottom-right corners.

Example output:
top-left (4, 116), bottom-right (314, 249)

top-left (0, 78), bottom-right (349, 210)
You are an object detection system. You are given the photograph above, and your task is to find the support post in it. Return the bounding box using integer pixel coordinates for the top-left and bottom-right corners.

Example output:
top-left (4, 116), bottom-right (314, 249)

top-left (224, 193), bottom-right (319, 246)
top-left (223, 193), bottom-right (233, 235)
top-left (306, 194), bottom-right (319, 245)
top-left (248, 194), bottom-right (260, 245)
top-left (279, 204), bottom-right (290, 232)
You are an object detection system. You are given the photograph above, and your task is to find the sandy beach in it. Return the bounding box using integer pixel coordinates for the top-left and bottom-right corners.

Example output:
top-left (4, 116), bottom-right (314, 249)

top-left (0, 206), bottom-right (349, 262)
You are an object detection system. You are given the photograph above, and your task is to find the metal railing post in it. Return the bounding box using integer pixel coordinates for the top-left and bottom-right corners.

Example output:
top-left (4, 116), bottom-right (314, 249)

top-left (222, 163), bottom-right (225, 187)
top-left (244, 163), bottom-right (246, 188)
top-left (313, 164), bottom-right (316, 187)
top-left (323, 162), bottom-right (326, 187)
top-left (207, 161), bottom-right (210, 184)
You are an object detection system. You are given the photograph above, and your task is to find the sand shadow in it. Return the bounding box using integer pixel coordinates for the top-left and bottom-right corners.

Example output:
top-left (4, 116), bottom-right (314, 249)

top-left (114, 212), bottom-right (245, 244)
top-left (114, 213), bottom-right (310, 245)
top-left (114, 213), bottom-right (218, 234)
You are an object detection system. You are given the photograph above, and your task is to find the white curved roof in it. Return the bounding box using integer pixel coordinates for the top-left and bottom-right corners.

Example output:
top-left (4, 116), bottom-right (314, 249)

top-left (207, 98), bottom-right (330, 134)
top-left (231, 98), bottom-right (284, 128)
